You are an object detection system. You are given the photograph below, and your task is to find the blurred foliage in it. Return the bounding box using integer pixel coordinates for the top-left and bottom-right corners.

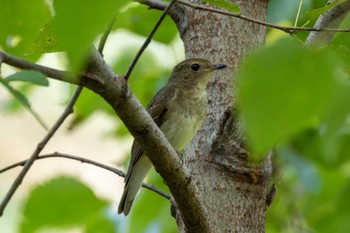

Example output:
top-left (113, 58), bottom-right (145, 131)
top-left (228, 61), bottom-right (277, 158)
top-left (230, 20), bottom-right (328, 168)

top-left (1, 0), bottom-right (350, 233)
top-left (48, 0), bottom-right (121, 72)
top-left (115, 2), bottom-right (177, 44)
top-left (238, 38), bottom-right (344, 157)
top-left (126, 170), bottom-right (177, 233)
top-left (19, 176), bottom-right (115, 233)
top-left (239, 4), bottom-right (350, 232)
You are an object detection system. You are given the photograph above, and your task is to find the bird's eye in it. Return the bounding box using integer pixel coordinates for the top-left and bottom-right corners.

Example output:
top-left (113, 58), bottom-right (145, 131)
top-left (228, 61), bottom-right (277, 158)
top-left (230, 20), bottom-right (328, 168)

top-left (191, 63), bottom-right (200, 71)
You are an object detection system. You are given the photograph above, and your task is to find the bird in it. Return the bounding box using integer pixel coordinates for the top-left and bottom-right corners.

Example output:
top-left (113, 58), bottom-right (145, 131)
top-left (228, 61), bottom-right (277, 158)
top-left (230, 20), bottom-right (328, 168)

top-left (118, 58), bottom-right (227, 216)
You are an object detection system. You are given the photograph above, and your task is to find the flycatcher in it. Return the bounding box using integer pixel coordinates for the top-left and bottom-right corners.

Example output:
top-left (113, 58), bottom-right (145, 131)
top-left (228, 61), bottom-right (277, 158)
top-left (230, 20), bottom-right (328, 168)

top-left (118, 58), bottom-right (227, 215)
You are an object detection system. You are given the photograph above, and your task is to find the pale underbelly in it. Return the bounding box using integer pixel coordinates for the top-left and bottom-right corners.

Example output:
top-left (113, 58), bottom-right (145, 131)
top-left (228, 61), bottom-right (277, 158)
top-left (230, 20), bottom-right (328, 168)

top-left (160, 112), bottom-right (205, 150)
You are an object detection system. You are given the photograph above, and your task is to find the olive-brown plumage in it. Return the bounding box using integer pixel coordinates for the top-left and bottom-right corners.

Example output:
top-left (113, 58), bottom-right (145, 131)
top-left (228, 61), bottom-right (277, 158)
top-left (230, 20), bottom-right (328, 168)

top-left (118, 58), bottom-right (227, 215)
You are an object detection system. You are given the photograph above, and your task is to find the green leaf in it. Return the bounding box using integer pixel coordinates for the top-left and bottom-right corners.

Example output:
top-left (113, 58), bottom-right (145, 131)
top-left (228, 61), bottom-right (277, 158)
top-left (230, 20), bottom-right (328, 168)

top-left (52, 0), bottom-right (115, 71)
top-left (238, 38), bottom-right (341, 158)
top-left (29, 19), bottom-right (66, 54)
top-left (0, 0), bottom-right (51, 61)
top-left (306, 0), bottom-right (345, 21)
top-left (4, 70), bottom-right (49, 86)
top-left (0, 78), bottom-right (48, 130)
top-left (201, 0), bottom-right (240, 13)
top-left (46, 0), bottom-right (121, 71)
top-left (19, 176), bottom-right (115, 233)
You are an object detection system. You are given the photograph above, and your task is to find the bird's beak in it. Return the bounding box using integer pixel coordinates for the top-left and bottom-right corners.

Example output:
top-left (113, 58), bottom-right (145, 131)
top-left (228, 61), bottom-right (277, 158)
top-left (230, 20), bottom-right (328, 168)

top-left (213, 63), bottom-right (228, 70)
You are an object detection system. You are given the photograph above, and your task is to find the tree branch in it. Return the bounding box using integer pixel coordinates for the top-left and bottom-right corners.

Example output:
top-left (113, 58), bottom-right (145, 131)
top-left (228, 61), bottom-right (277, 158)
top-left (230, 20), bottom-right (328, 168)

top-left (124, 0), bottom-right (177, 80)
top-left (0, 47), bottom-right (210, 231)
top-left (0, 152), bottom-right (171, 200)
top-left (0, 51), bottom-right (76, 84)
top-left (0, 86), bottom-right (82, 216)
top-left (85, 49), bottom-right (210, 232)
top-left (0, 50), bottom-right (109, 92)
top-left (98, 16), bottom-right (116, 54)
top-left (305, 0), bottom-right (350, 47)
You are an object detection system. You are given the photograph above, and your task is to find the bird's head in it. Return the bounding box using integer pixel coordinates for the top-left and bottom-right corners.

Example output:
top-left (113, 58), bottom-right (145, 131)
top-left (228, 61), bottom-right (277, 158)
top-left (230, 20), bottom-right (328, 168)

top-left (169, 58), bottom-right (227, 89)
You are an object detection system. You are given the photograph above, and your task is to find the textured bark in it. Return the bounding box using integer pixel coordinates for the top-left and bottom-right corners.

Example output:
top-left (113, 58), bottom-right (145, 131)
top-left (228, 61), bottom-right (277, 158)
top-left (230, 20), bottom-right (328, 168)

top-left (169, 0), bottom-right (272, 232)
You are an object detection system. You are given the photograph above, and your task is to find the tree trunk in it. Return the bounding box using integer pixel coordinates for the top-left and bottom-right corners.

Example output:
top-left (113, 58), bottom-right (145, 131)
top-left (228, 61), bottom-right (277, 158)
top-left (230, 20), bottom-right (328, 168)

top-left (170, 0), bottom-right (272, 232)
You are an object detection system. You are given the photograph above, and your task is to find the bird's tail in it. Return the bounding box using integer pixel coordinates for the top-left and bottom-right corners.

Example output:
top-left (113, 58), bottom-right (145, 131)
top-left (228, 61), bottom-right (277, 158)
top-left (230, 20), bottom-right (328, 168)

top-left (118, 155), bottom-right (152, 215)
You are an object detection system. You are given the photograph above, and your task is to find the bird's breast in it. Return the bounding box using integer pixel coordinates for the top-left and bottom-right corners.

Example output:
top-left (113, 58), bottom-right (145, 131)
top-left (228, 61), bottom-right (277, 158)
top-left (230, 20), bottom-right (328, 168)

top-left (160, 91), bottom-right (207, 150)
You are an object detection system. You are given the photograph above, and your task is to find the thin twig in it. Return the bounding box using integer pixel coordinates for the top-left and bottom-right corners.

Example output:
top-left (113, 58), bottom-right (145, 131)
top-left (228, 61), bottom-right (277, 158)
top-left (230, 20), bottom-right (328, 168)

top-left (98, 16), bottom-right (116, 54)
top-left (124, 0), bottom-right (177, 80)
top-left (0, 87), bottom-right (83, 216)
top-left (0, 152), bottom-right (171, 200)
top-left (294, 0), bottom-right (303, 27)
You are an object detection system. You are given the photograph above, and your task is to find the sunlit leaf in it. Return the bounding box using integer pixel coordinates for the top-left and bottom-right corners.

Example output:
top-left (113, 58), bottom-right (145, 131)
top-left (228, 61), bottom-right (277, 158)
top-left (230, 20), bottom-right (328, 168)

top-left (29, 19), bottom-right (65, 54)
top-left (202, 0), bottom-right (240, 13)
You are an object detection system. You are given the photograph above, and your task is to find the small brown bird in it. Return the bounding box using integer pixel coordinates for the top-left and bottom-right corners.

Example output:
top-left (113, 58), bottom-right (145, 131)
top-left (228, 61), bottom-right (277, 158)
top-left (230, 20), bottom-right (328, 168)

top-left (118, 58), bottom-right (227, 215)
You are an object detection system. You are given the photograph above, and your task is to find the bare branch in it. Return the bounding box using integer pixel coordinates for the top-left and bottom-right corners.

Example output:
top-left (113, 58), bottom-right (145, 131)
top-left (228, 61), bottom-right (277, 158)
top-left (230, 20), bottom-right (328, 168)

top-left (137, 0), bottom-right (168, 10)
top-left (0, 86), bottom-right (82, 216)
top-left (176, 0), bottom-right (350, 33)
top-left (138, 0), bottom-right (350, 34)
top-left (98, 16), bottom-right (116, 54)
top-left (0, 51), bottom-right (78, 84)
top-left (0, 152), bottom-right (171, 200)
top-left (124, 0), bottom-right (177, 80)
top-left (306, 0), bottom-right (350, 47)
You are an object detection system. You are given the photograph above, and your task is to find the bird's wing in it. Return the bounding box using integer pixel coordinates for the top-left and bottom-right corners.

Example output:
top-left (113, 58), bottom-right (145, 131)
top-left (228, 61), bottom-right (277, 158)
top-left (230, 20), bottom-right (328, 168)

top-left (124, 86), bottom-right (176, 183)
